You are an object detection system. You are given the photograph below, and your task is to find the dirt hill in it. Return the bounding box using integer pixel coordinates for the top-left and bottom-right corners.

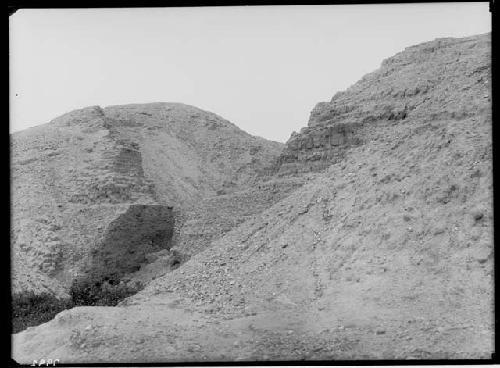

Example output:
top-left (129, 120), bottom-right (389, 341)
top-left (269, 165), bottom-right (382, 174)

top-left (11, 103), bottom-right (284, 299)
top-left (12, 33), bottom-right (493, 362)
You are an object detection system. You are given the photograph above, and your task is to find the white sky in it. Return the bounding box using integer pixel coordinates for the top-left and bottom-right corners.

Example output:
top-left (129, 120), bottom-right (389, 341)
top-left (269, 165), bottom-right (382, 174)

top-left (9, 3), bottom-right (491, 142)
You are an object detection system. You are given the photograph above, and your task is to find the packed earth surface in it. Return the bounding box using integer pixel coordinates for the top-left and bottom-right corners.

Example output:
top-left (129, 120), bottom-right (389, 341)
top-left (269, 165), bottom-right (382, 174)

top-left (12, 33), bottom-right (493, 362)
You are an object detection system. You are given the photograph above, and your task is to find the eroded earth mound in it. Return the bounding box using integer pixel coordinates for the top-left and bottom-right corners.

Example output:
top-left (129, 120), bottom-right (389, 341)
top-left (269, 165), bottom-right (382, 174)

top-left (12, 33), bottom-right (493, 362)
top-left (11, 102), bottom-right (284, 299)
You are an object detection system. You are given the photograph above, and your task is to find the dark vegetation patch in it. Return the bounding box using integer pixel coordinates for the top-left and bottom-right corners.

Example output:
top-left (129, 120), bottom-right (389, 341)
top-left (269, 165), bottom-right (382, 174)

top-left (12, 291), bottom-right (72, 333)
top-left (69, 275), bottom-right (139, 307)
top-left (12, 276), bottom-right (140, 333)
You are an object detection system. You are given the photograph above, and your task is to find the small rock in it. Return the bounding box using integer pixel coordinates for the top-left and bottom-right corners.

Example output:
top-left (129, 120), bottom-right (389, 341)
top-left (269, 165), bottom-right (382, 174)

top-left (477, 256), bottom-right (489, 264)
top-left (376, 329), bottom-right (386, 335)
top-left (470, 169), bottom-right (482, 178)
top-left (472, 210), bottom-right (484, 222)
top-left (433, 227), bottom-right (446, 235)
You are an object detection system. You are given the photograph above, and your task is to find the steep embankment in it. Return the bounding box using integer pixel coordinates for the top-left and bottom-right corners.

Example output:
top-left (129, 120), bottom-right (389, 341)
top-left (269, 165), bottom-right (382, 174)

top-left (277, 33), bottom-right (491, 174)
top-left (11, 103), bottom-right (284, 299)
top-left (13, 33), bottom-right (492, 362)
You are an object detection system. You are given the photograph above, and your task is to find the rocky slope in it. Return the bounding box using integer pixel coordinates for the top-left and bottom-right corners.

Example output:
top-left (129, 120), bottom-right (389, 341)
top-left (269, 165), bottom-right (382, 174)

top-left (11, 103), bottom-right (284, 298)
top-left (276, 33), bottom-right (491, 174)
top-left (13, 33), bottom-right (493, 362)
top-left (122, 175), bottom-right (306, 288)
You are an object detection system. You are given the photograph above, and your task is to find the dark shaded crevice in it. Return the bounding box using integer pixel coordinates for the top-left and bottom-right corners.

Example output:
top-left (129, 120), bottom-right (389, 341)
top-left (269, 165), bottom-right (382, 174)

top-left (85, 204), bottom-right (174, 281)
top-left (71, 204), bottom-right (175, 306)
top-left (12, 205), bottom-right (176, 333)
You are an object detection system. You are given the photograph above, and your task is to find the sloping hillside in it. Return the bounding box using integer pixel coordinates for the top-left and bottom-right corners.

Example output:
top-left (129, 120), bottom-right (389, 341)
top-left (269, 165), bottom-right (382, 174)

top-left (11, 103), bottom-right (284, 298)
top-left (276, 33), bottom-right (490, 173)
top-left (13, 33), bottom-right (493, 362)
top-left (102, 103), bottom-right (284, 205)
top-left (122, 175), bottom-right (306, 288)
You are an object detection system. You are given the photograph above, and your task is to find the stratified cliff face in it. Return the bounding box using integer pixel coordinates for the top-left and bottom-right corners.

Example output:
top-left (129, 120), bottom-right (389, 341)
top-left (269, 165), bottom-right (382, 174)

top-left (11, 103), bottom-right (284, 297)
top-left (277, 33), bottom-right (490, 173)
